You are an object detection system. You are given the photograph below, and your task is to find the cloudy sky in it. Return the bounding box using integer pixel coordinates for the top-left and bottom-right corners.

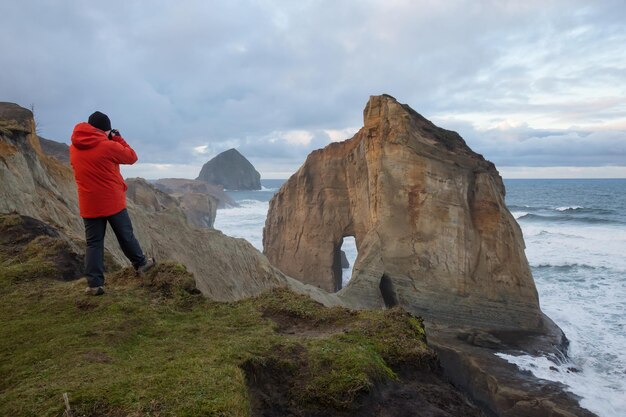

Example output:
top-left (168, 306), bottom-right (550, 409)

top-left (1, 0), bottom-right (625, 178)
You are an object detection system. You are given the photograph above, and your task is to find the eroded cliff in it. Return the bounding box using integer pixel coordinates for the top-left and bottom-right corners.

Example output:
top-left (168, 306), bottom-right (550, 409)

top-left (0, 103), bottom-right (288, 301)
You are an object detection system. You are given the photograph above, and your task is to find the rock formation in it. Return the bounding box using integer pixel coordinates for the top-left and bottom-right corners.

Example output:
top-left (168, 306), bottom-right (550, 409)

top-left (126, 178), bottom-right (180, 213)
top-left (264, 95), bottom-right (544, 332)
top-left (154, 178), bottom-right (237, 209)
top-left (127, 178), bottom-right (217, 228)
top-left (38, 136), bottom-right (70, 164)
top-left (0, 103), bottom-right (82, 234)
top-left (197, 148), bottom-right (261, 190)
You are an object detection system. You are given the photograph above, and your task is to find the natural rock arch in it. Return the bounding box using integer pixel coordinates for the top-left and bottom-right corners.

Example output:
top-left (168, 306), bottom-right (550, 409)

top-left (263, 95), bottom-right (546, 331)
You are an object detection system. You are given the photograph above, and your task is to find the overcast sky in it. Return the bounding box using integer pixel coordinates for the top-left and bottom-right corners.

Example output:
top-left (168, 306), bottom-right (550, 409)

top-left (1, 0), bottom-right (625, 178)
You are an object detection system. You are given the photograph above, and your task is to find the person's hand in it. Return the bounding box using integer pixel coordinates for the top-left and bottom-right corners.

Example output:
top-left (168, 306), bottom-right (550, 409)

top-left (108, 129), bottom-right (120, 139)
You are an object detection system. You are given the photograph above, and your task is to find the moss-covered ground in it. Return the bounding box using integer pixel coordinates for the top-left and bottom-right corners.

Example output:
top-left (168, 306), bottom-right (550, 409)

top-left (0, 214), bottom-right (437, 416)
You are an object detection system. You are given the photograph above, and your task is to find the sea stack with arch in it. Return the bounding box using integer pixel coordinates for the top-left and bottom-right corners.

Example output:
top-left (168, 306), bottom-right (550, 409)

top-left (263, 94), bottom-right (546, 331)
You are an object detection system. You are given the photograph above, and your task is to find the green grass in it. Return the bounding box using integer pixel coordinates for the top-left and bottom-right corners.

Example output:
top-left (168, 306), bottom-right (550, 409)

top-left (0, 221), bottom-right (434, 416)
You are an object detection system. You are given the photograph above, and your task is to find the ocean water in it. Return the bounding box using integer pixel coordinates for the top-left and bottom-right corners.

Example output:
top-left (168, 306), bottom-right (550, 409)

top-left (214, 178), bottom-right (626, 417)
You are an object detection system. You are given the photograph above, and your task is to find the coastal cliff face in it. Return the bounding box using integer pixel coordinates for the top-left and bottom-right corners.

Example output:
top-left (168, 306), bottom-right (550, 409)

top-left (264, 95), bottom-right (543, 331)
top-left (0, 103), bottom-right (289, 301)
top-left (127, 178), bottom-right (217, 228)
top-left (197, 148), bottom-right (261, 190)
top-left (154, 178), bottom-right (237, 209)
top-left (0, 103), bottom-right (82, 233)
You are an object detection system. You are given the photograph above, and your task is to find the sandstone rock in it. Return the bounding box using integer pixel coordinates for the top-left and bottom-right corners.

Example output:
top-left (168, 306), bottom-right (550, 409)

top-left (429, 325), bottom-right (596, 417)
top-left (154, 177), bottom-right (237, 209)
top-left (178, 192), bottom-right (217, 228)
top-left (135, 178), bottom-right (218, 228)
top-left (0, 103), bottom-right (83, 235)
top-left (264, 95), bottom-right (543, 332)
top-left (38, 136), bottom-right (70, 164)
top-left (126, 178), bottom-right (179, 213)
top-left (197, 148), bottom-right (261, 190)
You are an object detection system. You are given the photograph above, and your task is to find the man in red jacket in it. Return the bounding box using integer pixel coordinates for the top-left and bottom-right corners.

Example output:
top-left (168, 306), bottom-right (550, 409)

top-left (70, 111), bottom-right (155, 295)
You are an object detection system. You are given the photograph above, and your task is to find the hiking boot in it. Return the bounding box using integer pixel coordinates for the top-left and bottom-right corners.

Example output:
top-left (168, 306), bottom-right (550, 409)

top-left (84, 286), bottom-right (105, 296)
top-left (136, 257), bottom-right (156, 275)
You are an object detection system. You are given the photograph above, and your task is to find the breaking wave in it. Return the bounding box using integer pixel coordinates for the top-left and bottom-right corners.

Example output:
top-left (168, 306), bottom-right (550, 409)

top-left (517, 213), bottom-right (621, 225)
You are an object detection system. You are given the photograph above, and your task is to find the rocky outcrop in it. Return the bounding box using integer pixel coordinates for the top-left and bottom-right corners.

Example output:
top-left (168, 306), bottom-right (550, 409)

top-left (0, 102), bottom-right (299, 302)
top-left (154, 178), bottom-right (237, 209)
top-left (38, 136), bottom-right (69, 164)
top-left (126, 178), bottom-right (180, 213)
top-left (428, 325), bottom-right (596, 417)
top-left (0, 103), bottom-right (83, 234)
top-left (127, 178), bottom-right (218, 229)
top-left (264, 94), bottom-right (544, 332)
top-left (178, 192), bottom-right (217, 228)
top-left (197, 148), bottom-right (261, 190)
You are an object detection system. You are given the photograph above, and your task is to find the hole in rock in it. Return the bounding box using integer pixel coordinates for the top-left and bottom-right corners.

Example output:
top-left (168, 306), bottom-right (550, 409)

top-left (341, 237), bottom-right (357, 288)
top-left (332, 236), bottom-right (357, 292)
top-left (379, 275), bottom-right (398, 308)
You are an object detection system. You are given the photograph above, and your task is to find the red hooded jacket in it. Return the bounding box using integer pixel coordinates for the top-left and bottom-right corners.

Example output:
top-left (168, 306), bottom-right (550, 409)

top-left (70, 122), bottom-right (138, 218)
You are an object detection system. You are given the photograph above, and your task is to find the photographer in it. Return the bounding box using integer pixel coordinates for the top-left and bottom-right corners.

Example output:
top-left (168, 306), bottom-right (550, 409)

top-left (69, 111), bottom-right (155, 295)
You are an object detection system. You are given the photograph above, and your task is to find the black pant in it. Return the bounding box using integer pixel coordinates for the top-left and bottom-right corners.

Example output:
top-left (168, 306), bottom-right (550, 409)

top-left (83, 208), bottom-right (146, 288)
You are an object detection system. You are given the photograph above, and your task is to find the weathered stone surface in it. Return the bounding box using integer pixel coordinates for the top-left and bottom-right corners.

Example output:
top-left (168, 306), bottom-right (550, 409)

top-left (0, 103), bottom-right (83, 235)
top-left (133, 178), bottom-right (218, 228)
top-left (264, 95), bottom-right (542, 332)
top-left (126, 178), bottom-right (179, 213)
top-left (428, 324), bottom-right (596, 417)
top-left (197, 148), bottom-right (261, 190)
top-left (38, 136), bottom-right (70, 164)
top-left (178, 192), bottom-right (217, 229)
top-left (0, 102), bottom-right (298, 302)
top-left (154, 177), bottom-right (236, 209)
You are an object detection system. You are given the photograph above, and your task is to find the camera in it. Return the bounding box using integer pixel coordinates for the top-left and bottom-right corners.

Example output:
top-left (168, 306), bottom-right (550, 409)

top-left (108, 129), bottom-right (120, 139)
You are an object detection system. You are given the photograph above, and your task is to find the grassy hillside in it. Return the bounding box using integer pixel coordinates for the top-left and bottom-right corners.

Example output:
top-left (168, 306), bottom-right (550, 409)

top-left (0, 213), bottom-right (481, 417)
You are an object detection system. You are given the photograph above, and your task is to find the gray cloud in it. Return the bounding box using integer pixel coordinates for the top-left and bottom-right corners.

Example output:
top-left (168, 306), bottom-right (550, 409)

top-left (1, 0), bottom-right (625, 178)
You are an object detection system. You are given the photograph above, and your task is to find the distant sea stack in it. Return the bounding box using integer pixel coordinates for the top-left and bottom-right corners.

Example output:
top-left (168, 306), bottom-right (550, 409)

top-left (196, 148), bottom-right (261, 190)
top-left (264, 94), bottom-right (545, 332)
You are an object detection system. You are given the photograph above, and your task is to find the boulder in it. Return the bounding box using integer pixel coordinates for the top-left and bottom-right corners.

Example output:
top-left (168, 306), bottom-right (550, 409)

top-left (197, 148), bottom-right (261, 190)
top-left (263, 95), bottom-right (544, 332)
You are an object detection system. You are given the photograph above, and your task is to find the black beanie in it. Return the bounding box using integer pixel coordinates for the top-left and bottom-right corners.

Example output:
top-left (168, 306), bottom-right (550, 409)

top-left (88, 111), bottom-right (111, 131)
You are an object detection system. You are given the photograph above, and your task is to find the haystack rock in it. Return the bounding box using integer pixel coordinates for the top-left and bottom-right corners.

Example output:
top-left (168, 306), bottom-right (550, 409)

top-left (264, 94), bottom-right (544, 331)
top-left (197, 148), bottom-right (261, 190)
